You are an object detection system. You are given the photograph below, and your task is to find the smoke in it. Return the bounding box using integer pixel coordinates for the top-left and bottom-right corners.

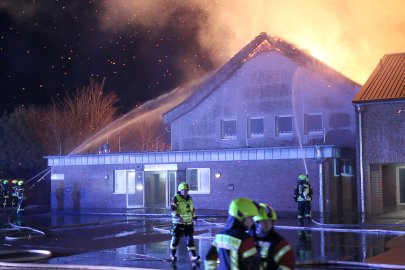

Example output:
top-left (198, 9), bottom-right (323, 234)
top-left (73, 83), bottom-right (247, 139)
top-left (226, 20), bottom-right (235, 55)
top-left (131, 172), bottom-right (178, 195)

top-left (101, 0), bottom-right (405, 84)
top-left (2, 0), bottom-right (404, 86)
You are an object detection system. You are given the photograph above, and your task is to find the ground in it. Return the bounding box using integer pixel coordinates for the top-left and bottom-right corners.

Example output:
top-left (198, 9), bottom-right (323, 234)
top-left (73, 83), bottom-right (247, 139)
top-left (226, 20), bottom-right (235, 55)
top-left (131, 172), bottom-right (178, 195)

top-left (1, 206), bottom-right (405, 270)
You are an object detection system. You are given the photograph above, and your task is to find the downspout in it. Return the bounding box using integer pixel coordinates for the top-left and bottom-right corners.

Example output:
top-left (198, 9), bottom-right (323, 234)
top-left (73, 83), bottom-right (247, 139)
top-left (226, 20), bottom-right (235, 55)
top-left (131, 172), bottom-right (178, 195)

top-left (356, 105), bottom-right (365, 222)
top-left (316, 146), bottom-right (324, 221)
top-left (318, 161), bottom-right (323, 222)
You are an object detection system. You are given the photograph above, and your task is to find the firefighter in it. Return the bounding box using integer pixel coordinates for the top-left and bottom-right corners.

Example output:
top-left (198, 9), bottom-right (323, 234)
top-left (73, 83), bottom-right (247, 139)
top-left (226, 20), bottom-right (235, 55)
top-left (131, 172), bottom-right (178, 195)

top-left (11, 180), bottom-right (19, 207)
top-left (16, 180), bottom-right (25, 214)
top-left (293, 174), bottom-right (313, 227)
top-left (250, 203), bottom-right (295, 270)
top-left (205, 197), bottom-right (260, 270)
top-left (2, 180), bottom-right (9, 208)
top-left (0, 180), bottom-right (4, 205)
top-left (170, 182), bottom-right (199, 262)
top-left (296, 230), bottom-right (312, 261)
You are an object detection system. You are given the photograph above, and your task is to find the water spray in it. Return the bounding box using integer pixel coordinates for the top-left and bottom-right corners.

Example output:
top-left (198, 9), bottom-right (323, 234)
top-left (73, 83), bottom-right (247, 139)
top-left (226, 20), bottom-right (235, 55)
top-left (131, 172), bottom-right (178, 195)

top-left (291, 70), bottom-right (308, 175)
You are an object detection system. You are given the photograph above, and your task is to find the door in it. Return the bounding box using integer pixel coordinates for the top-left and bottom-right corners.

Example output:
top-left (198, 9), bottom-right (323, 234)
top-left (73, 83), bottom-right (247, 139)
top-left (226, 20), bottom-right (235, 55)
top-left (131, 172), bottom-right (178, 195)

top-left (397, 166), bottom-right (405, 205)
top-left (126, 171), bottom-right (144, 208)
top-left (168, 170), bottom-right (177, 208)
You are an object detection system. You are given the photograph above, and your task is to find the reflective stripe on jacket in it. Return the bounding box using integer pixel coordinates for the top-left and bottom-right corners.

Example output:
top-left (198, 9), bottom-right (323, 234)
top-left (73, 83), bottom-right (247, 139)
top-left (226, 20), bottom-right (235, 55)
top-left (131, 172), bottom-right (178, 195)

top-left (205, 228), bottom-right (260, 270)
top-left (254, 230), bottom-right (295, 270)
top-left (171, 193), bottom-right (195, 224)
top-left (294, 182), bottom-right (312, 202)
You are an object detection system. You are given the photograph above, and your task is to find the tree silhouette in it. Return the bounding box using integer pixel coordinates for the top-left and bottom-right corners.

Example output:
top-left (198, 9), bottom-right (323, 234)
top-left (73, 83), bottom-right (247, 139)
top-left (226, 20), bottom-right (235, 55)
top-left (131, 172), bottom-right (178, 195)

top-left (53, 78), bottom-right (118, 154)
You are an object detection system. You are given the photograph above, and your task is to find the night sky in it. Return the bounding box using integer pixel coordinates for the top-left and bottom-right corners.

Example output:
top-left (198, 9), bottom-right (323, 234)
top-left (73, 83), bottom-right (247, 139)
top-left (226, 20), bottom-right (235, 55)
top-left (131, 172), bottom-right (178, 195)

top-left (0, 0), bottom-right (215, 114)
top-left (1, 0), bottom-right (404, 114)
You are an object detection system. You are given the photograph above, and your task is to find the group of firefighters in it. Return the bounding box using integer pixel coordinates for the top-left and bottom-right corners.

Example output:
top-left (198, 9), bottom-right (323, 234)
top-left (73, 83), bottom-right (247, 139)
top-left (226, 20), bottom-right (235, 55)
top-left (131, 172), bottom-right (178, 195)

top-left (0, 179), bottom-right (26, 214)
top-left (170, 173), bottom-right (313, 270)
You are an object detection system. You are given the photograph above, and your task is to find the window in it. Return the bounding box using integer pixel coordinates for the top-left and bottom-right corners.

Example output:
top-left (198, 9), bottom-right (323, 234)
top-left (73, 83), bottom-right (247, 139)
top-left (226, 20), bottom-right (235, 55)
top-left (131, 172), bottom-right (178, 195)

top-left (221, 119), bottom-right (236, 139)
top-left (248, 118), bottom-right (264, 137)
top-left (305, 114), bottom-right (323, 134)
top-left (114, 170), bottom-right (135, 194)
top-left (186, 168), bottom-right (210, 194)
top-left (275, 116), bottom-right (293, 136)
top-left (335, 159), bottom-right (353, 176)
top-left (114, 170), bottom-right (126, 194)
top-left (341, 159), bottom-right (353, 176)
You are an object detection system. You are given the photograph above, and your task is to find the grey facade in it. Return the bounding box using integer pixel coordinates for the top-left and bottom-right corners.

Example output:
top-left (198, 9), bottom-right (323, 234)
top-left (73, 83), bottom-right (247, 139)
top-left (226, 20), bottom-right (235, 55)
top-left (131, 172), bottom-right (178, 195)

top-left (47, 33), bottom-right (360, 215)
top-left (48, 146), bottom-right (342, 212)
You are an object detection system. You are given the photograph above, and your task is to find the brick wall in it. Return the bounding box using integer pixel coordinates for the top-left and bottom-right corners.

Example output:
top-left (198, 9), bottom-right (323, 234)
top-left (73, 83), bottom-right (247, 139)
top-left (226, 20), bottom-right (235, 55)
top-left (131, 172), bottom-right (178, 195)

top-left (359, 102), bottom-right (405, 215)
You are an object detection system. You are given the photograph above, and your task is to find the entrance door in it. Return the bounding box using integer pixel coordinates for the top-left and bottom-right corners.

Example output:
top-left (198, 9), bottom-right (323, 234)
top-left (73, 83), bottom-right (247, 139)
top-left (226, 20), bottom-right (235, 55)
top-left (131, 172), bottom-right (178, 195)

top-left (144, 171), bottom-right (167, 208)
top-left (397, 166), bottom-right (405, 205)
top-left (143, 164), bottom-right (178, 209)
top-left (126, 171), bottom-right (144, 208)
top-left (168, 170), bottom-right (177, 207)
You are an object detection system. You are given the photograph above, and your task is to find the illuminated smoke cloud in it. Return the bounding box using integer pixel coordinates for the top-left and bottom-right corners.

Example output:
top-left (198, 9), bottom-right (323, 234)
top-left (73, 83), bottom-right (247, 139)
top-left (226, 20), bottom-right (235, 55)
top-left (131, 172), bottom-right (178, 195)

top-left (102, 0), bottom-right (405, 84)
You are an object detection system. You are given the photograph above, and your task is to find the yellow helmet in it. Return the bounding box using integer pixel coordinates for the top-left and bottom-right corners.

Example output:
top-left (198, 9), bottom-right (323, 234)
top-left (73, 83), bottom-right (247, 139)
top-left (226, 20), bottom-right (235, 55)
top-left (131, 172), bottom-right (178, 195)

top-left (178, 182), bottom-right (189, 191)
top-left (18, 180), bottom-right (24, 186)
top-left (3, 180), bottom-right (8, 184)
top-left (228, 197), bottom-right (259, 221)
top-left (253, 203), bottom-right (277, 222)
top-left (12, 180), bottom-right (18, 184)
top-left (299, 174), bottom-right (308, 181)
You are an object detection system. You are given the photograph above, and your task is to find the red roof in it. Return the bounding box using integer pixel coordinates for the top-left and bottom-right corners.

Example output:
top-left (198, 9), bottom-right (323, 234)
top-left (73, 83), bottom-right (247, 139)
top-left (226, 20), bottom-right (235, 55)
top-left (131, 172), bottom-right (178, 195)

top-left (353, 53), bottom-right (405, 103)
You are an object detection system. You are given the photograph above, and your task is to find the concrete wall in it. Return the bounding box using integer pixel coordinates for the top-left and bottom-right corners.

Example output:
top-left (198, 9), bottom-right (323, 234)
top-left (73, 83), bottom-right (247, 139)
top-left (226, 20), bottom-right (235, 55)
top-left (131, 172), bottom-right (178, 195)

top-left (171, 51), bottom-right (358, 151)
top-left (179, 159), bottom-right (320, 212)
top-left (51, 164), bottom-right (143, 209)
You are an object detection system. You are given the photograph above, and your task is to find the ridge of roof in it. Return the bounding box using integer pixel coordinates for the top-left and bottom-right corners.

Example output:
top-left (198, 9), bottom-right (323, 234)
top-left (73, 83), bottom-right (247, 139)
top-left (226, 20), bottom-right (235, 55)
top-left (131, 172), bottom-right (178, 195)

top-left (353, 53), bottom-right (405, 103)
top-left (163, 32), bottom-right (360, 124)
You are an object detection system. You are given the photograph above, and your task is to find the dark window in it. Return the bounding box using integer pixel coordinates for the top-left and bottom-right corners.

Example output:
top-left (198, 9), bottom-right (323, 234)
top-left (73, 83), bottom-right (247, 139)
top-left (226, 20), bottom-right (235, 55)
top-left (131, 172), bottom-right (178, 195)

top-left (221, 119), bottom-right (236, 139)
top-left (275, 116), bottom-right (293, 135)
top-left (341, 159), bottom-right (353, 176)
top-left (186, 168), bottom-right (210, 193)
top-left (305, 114), bottom-right (323, 134)
top-left (248, 118), bottom-right (264, 137)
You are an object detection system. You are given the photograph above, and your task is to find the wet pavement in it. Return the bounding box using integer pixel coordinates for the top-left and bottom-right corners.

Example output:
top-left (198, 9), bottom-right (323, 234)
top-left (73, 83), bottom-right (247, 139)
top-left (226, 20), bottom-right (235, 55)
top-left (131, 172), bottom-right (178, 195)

top-left (1, 206), bottom-right (405, 269)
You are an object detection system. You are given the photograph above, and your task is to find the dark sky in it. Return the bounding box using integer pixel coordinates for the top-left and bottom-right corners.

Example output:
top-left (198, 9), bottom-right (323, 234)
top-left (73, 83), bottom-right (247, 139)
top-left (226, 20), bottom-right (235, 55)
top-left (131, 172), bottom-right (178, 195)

top-left (1, 1), bottom-right (403, 115)
top-left (0, 0), bottom-right (215, 114)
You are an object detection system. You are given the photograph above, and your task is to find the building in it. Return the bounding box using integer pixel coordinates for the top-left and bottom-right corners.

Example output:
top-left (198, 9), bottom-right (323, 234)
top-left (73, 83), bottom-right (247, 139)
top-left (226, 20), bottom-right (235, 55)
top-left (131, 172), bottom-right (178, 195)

top-left (353, 52), bottom-right (405, 216)
top-left (47, 33), bottom-right (360, 216)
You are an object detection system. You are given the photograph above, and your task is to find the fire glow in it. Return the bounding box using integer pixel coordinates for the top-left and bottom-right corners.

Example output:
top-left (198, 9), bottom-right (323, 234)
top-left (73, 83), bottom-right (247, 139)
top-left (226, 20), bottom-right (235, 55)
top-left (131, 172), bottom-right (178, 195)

top-left (103, 0), bottom-right (405, 85)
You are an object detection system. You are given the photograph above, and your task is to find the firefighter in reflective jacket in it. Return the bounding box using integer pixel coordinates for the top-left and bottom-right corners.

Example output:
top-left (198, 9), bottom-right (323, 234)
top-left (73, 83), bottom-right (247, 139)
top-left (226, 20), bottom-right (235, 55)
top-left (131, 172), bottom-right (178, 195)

top-left (293, 174), bottom-right (313, 227)
top-left (11, 180), bottom-right (18, 207)
top-left (250, 203), bottom-right (295, 270)
top-left (0, 180), bottom-right (4, 206)
top-left (2, 180), bottom-right (9, 208)
top-left (170, 182), bottom-right (200, 262)
top-left (16, 180), bottom-right (25, 214)
top-left (205, 197), bottom-right (260, 270)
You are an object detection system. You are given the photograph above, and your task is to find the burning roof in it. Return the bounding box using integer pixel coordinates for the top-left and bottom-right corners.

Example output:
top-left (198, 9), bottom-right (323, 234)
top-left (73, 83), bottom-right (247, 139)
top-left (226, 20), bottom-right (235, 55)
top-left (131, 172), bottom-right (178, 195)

top-left (163, 32), bottom-right (359, 124)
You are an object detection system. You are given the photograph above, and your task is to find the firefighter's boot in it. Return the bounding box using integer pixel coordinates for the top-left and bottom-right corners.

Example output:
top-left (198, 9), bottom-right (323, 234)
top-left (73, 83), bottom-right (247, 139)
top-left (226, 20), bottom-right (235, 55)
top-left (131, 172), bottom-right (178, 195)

top-left (305, 217), bottom-right (311, 227)
top-left (299, 218), bottom-right (304, 227)
top-left (189, 250), bottom-right (200, 262)
top-left (170, 249), bottom-right (177, 262)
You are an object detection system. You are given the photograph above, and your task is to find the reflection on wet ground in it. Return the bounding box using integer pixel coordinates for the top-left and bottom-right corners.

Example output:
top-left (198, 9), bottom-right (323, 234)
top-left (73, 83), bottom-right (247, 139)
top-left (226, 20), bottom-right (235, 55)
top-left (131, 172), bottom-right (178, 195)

top-left (1, 207), bottom-right (405, 269)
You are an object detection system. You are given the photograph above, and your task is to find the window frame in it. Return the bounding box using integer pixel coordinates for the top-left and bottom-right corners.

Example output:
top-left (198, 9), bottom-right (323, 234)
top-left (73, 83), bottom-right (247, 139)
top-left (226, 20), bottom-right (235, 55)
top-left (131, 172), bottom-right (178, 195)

top-left (341, 159), bottom-right (353, 176)
top-left (275, 115), bottom-right (293, 136)
top-left (304, 113), bottom-right (324, 135)
top-left (186, 168), bottom-right (210, 194)
top-left (247, 117), bottom-right (264, 138)
top-left (114, 170), bottom-right (128, 194)
top-left (221, 119), bottom-right (237, 139)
